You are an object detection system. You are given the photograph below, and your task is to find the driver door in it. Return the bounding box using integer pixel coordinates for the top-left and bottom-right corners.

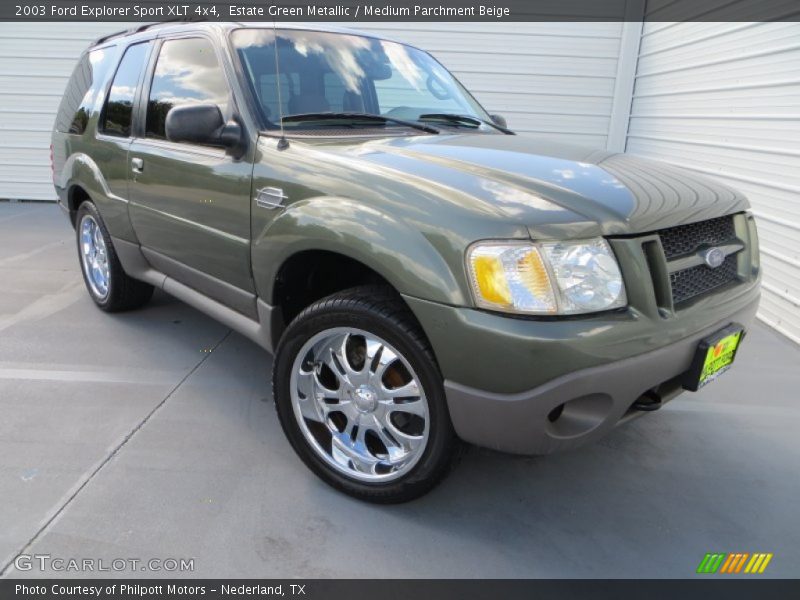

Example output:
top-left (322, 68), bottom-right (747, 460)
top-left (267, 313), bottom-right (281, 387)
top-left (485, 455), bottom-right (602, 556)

top-left (128, 35), bottom-right (255, 315)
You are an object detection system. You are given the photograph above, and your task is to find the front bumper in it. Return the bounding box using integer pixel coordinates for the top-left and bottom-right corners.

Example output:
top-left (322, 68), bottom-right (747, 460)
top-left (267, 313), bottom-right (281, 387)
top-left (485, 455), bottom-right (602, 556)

top-left (443, 291), bottom-right (758, 454)
top-left (404, 265), bottom-right (760, 455)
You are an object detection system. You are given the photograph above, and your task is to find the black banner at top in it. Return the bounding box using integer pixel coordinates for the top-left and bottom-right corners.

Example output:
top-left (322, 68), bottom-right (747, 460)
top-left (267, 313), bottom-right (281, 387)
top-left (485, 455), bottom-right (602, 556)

top-left (3, 0), bottom-right (800, 22)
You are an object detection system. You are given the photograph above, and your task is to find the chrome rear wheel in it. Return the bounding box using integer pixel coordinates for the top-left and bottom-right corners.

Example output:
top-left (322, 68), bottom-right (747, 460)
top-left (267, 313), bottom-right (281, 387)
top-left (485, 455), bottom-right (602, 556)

top-left (74, 201), bottom-right (154, 312)
top-left (79, 214), bottom-right (109, 300)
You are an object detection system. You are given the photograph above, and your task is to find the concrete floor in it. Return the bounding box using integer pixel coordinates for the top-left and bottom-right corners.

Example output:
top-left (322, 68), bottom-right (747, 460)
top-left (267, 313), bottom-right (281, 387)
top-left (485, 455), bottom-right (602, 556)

top-left (0, 201), bottom-right (798, 579)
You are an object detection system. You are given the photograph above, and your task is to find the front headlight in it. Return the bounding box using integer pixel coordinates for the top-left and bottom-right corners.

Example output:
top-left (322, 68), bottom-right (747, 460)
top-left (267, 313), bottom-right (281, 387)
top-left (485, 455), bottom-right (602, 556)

top-left (467, 238), bottom-right (626, 315)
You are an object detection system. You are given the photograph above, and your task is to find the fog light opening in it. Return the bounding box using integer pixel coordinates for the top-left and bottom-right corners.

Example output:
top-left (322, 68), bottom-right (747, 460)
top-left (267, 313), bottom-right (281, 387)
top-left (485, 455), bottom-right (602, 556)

top-left (545, 393), bottom-right (613, 439)
top-left (548, 403), bottom-right (565, 423)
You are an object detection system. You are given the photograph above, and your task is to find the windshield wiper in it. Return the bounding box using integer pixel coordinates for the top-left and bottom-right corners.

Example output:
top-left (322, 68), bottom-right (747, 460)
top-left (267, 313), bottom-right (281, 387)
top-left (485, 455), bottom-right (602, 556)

top-left (281, 112), bottom-right (439, 135)
top-left (418, 113), bottom-right (513, 134)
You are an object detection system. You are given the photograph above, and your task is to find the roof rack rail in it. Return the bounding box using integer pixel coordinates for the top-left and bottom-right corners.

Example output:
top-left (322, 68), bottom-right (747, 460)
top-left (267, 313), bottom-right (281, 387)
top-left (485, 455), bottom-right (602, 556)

top-left (91, 18), bottom-right (206, 47)
top-left (91, 27), bottom-right (135, 47)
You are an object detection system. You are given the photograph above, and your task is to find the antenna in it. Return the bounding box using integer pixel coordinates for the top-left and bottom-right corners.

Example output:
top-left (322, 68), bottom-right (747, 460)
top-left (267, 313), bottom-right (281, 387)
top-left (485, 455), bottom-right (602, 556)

top-left (272, 20), bottom-right (289, 150)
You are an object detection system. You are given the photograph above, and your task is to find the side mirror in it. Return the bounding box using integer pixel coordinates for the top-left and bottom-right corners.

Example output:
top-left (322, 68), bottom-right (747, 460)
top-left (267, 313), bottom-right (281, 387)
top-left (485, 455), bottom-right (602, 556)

top-left (166, 104), bottom-right (224, 145)
top-left (490, 114), bottom-right (508, 129)
top-left (165, 104), bottom-right (247, 158)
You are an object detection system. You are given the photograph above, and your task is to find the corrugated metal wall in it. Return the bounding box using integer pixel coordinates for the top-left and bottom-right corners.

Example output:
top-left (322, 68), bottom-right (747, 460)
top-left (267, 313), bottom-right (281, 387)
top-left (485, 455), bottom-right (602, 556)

top-left (0, 22), bottom-right (624, 201)
top-left (627, 21), bottom-right (800, 344)
top-left (349, 23), bottom-right (624, 147)
top-left (0, 23), bottom-right (129, 201)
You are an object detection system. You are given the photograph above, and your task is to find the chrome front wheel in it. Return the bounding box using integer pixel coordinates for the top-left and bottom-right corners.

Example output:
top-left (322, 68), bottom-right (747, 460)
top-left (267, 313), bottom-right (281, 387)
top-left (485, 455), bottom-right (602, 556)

top-left (289, 327), bottom-right (430, 483)
top-left (79, 214), bottom-right (110, 300)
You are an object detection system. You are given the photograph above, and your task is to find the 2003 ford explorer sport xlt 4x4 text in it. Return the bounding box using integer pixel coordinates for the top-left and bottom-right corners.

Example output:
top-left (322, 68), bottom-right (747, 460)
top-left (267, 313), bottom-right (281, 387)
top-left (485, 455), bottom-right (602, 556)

top-left (51, 23), bottom-right (761, 502)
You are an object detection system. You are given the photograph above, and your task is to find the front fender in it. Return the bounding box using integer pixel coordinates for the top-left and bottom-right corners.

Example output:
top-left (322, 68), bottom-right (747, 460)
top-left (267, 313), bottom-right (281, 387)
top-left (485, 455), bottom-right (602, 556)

top-left (253, 196), bottom-right (468, 306)
top-left (60, 152), bottom-right (137, 241)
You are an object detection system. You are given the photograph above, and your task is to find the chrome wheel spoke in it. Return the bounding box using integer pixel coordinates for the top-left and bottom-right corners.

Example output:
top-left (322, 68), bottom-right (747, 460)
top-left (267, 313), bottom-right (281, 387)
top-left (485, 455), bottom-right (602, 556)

top-left (296, 396), bottom-right (322, 422)
top-left (363, 415), bottom-right (407, 462)
top-left (363, 339), bottom-right (384, 376)
top-left (318, 334), bottom-right (356, 387)
top-left (337, 333), bottom-right (364, 382)
top-left (331, 427), bottom-right (380, 475)
top-left (295, 371), bottom-right (323, 422)
top-left (296, 365), bottom-right (347, 424)
top-left (384, 419), bottom-right (425, 454)
top-left (289, 327), bottom-right (430, 483)
top-left (382, 380), bottom-right (421, 399)
top-left (375, 348), bottom-right (399, 384)
top-left (311, 368), bottom-right (337, 398)
top-left (384, 397), bottom-right (427, 418)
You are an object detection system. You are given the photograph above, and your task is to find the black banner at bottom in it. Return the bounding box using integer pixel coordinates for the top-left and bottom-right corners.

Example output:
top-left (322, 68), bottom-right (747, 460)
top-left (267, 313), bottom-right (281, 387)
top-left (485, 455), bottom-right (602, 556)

top-left (3, 579), bottom-right (800, 600)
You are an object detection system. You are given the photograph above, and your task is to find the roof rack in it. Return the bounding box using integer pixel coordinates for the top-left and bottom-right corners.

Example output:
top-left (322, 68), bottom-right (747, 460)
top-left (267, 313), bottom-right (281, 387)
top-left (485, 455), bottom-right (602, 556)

top-left (91, 18), bottom-right (205, 47)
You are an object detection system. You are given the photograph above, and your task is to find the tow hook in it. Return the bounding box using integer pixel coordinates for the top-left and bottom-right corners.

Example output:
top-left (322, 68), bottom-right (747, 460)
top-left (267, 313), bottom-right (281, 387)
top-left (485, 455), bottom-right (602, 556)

top-left (632, 390), bottom-right (663, 412)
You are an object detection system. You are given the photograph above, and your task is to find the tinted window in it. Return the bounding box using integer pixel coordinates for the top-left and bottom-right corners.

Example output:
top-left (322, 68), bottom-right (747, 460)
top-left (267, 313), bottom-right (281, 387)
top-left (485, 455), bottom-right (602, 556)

top-left (55, 48), bottom-right (115, 135)
top-left (323, 72), bottom-right (346, 112)
top-left (248, 73), bottom-right (291, 122)
top-left (233, 29), bottom-right (489, 128)
top-left (146, 38), bottom-right (229, 140)
top-left (102, 43), bottom-right (148, 137)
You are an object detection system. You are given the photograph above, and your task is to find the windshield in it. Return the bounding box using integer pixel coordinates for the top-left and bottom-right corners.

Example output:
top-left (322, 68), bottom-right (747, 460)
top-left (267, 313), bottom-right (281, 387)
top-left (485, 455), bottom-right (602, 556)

top-left (231, 28), bottom-right (492, 132)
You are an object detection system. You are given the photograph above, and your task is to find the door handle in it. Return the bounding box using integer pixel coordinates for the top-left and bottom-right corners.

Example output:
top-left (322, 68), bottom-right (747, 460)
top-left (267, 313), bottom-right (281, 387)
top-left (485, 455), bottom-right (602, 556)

top-left (131, 157), bottom-right (144, 173)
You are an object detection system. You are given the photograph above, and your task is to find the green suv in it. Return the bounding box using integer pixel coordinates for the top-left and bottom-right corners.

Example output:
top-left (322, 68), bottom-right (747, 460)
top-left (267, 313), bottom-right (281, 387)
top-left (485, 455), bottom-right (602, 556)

top-left (52, 23), bottom-right (760, 502)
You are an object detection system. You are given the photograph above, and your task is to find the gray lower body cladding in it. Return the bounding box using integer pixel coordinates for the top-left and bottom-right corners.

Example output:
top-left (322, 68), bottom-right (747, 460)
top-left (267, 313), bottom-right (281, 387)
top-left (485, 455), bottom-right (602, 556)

top-left (442, 294), bottom-right (759, 455)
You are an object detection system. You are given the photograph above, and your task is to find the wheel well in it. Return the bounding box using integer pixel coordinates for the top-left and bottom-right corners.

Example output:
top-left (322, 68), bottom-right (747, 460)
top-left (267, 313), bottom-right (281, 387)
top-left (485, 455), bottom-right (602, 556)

top-left (67, 185), bottom-right (92, 226)
top-left (272, 251), bottom-right (394, 340)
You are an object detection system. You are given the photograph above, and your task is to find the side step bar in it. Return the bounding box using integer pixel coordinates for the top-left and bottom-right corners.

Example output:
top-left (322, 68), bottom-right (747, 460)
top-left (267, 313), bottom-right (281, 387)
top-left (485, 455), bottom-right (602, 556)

top-left (112, 237), bottom-right (276, 354)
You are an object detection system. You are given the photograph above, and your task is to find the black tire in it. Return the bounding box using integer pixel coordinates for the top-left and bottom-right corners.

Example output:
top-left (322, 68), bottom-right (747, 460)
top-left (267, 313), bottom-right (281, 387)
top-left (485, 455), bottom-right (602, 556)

top-left (75, 201), bottom-right (153, 312)
top-left (273, 286), bottom-right (459, 503)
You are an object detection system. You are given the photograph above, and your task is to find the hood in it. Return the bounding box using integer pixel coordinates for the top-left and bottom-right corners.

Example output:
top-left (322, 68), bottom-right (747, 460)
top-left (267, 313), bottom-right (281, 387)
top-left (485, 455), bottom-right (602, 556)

top-left (318, 133), bottom-right (748, 239)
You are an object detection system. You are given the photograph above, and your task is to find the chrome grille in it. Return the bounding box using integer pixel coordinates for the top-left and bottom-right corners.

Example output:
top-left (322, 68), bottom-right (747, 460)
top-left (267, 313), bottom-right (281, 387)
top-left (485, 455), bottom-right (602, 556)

top-left (658, 215), bottom-right (736, 259)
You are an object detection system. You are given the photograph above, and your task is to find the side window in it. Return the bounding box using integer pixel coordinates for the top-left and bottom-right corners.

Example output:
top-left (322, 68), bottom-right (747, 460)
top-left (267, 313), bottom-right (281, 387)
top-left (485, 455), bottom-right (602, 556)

top-left (146, 38), bottom-right (229, 140)
top-left (55, 48), bottom-right (115, 135)
top-left (101, 43), bottom-right (149, 137)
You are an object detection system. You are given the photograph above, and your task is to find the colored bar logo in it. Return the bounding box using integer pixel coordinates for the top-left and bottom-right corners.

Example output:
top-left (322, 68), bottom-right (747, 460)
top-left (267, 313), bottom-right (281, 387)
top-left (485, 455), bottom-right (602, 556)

top-left (697, 553), bottom-right (773, 574)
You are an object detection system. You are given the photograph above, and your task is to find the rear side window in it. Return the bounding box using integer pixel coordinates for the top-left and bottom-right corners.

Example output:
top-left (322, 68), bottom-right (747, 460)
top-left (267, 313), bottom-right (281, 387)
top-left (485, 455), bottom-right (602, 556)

top-left (101, 43), bottom-right (149, 137)
top-left (55, 48), bottom-right (115, 135)
top-left (146, 38), bottom-right (229, 140)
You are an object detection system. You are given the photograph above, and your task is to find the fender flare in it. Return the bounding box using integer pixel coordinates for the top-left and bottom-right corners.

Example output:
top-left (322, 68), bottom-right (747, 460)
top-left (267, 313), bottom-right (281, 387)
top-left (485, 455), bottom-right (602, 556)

top-left (253, 196), bottom-right (468, 307)
top-left (60, 152), bottom-right (138, 241)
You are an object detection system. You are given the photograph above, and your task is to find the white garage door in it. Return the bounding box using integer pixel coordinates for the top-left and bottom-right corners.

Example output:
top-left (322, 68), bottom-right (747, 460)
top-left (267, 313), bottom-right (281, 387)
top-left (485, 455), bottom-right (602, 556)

top-left (0, 23), bottom-right (128, 201)
top-left (0, 21), bottom-right (625, 201)
top-left (627, 22), bottom-right (800, 344)
top-left (345, 23), bottom-right (625, 147)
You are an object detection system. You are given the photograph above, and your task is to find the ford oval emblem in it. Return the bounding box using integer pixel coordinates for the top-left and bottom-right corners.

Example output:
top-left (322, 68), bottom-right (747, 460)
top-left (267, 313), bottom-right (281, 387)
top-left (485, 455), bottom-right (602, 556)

top-left (701, 247), bottom-right (726, 269)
